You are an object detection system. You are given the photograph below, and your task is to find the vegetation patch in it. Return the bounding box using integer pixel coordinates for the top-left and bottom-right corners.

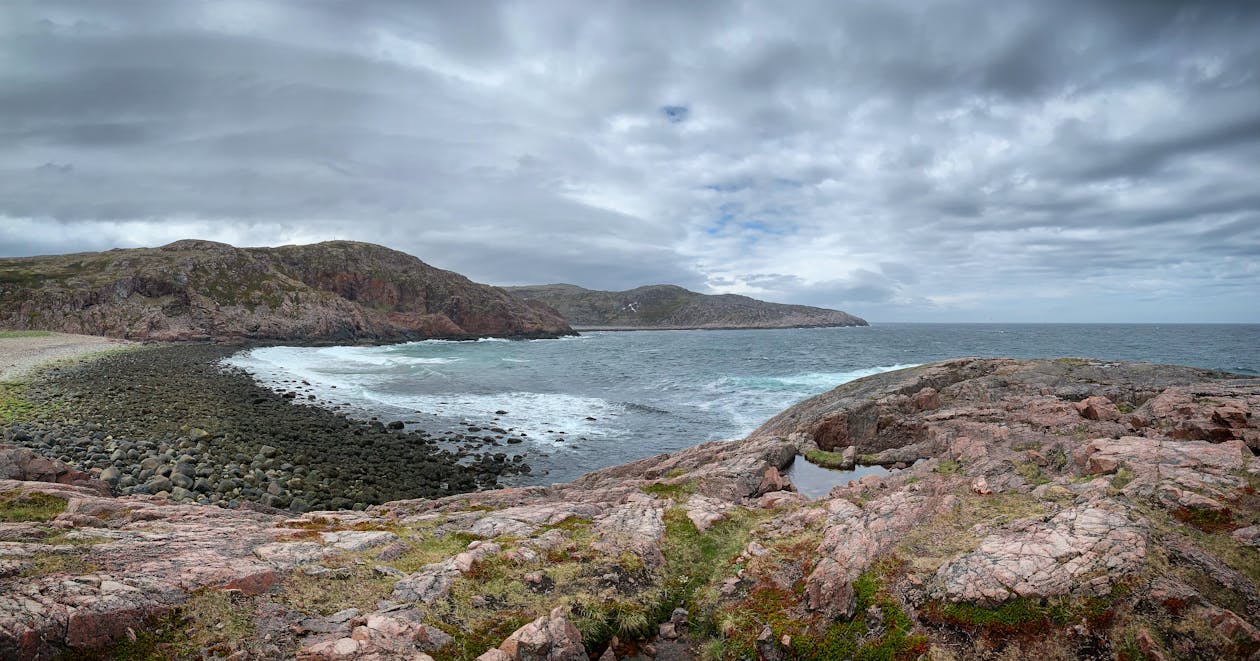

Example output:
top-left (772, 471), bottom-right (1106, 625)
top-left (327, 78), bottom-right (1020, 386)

top-left (61, 589), bottom-right (262, 660)
top-left (0, 491), bottom-right (67, 522)
top-left (934, 460), bottom-right (962, 476)
top-left (1110, 466), bottom-right (1136, 491)
top-left (923, 594), bottom-right (1112, 639)
top-left (804, 448), bottom-right (852, 469)
top-left (21, 551), bottom-right (97, 577)
top-left (276, 565), bottom-right (393, 616)
top-left (1013, 461), bottom-right (1050, 485)
top-left (640, 480), bottom-right (696, 501)
top-left (896, 491), bottom-right (1045, 574)
top-left (1172, 506), bottom-right (1234, 534)
top-left (707, 565), bottom-right (928, 660)
top-left (0, 330), bottom-right (54, 338)
top-left (0, 383), bottom-right (39, 422)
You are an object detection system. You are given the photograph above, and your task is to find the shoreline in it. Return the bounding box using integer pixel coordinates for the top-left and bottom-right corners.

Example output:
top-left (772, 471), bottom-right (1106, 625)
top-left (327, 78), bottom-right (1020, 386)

top-left (1, 341), bottom-right (533, 512)
top-left (572, 323), bottom-right (869, 331)
top-left (0, 331), bottom-right (136, 383)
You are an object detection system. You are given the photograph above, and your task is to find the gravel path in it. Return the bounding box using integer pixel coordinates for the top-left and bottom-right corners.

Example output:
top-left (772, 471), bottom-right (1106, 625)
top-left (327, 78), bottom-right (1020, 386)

top-left (0, 332), bottom-right (134, 382)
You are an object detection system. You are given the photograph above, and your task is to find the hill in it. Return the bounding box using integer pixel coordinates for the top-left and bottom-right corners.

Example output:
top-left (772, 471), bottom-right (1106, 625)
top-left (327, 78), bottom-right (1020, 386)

top-left (505, 283), bottom-right (867, 329)
top-left (0, 240), bottom-right (573, 342)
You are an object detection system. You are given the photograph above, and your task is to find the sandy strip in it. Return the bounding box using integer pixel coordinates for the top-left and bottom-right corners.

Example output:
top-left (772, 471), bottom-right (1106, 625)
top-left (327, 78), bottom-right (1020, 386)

top-left (0, 332), bottom-right (135, 382)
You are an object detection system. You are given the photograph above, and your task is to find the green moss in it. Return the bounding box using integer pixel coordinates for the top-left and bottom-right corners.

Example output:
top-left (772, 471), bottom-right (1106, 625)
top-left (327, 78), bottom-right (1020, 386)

top-left (1013, 461), bottom-right (1050, 485)
top-left (926, 598), bottom-right (1067, 633)
top-left (934, 460), bottom-right (961, 476)
top-left (923, 594), bottom-right (1114, 640)
top-left (1110, 466), bottom-right (1135, 491)
top-left (22, 551), bottom-right (97, 577)
top-left (0, 383), bottom-right (39, 421)
top-left (792, 570), bottom-right (927, 661)
top-left (0, 330), bottom-right (54, 338)
top-left (640, 480), bottom-right (696, 501)
top-left (0, 491), bottom-right (67, 522)
top-left (804, 448), bottom-right (852, 469)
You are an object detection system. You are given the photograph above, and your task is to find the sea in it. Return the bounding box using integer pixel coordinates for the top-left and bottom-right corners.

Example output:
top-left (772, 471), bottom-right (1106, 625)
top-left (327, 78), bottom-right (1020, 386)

top-left (226, 323), bottom-right (1260, 486)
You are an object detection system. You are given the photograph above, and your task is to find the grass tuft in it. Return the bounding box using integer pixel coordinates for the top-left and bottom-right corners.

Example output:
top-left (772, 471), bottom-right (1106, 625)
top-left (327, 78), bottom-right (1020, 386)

top-left (0, 491), bottom-right (67, 522)
top-left (804, 449), bottom-right (852, 469)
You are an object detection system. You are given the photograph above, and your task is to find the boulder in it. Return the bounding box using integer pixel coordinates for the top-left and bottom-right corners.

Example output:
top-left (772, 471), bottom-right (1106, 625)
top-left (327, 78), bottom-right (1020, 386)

top-left (496, 607), bottom-right (586, 661)
top-left (1075, 396), bottom-right (1122, 422)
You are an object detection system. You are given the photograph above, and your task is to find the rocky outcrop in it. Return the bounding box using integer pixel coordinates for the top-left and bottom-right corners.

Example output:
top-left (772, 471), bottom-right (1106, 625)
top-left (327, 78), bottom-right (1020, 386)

top-left (0, 444), bottom-right (109, 496)
top-left (505, 283), bottom-right (867, 329)
top-left (0, 240), bottom-right (573, 342)
top-left (1, 358), bottom-right (1257, 660)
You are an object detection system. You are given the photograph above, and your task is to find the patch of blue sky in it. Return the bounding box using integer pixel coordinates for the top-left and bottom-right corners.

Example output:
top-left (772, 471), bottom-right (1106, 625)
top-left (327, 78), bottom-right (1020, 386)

top-left (661, 105), bottom-right (688, 123)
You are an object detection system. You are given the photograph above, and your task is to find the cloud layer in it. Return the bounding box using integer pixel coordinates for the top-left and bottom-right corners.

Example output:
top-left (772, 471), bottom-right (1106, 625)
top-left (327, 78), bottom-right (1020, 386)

top-left (2, 0), bottom-right (1258, 321)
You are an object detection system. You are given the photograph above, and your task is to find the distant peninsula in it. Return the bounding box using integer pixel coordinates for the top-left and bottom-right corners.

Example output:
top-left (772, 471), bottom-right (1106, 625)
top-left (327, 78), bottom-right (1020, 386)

top-left (505, 283), bottom-right (867, 330)
top-left (0, 240), bottom-right (574, 343)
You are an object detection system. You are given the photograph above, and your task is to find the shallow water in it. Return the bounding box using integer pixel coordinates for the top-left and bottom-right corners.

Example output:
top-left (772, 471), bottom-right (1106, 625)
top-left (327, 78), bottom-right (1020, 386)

top-left (781, 458), bottom-right (895, 499)
top-left (226, 323), bottom-right (1260, 484)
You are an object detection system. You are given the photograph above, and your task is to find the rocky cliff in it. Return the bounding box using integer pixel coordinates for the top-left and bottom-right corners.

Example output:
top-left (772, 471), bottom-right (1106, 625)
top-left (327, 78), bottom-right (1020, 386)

top-left (505, 283), bottom-right (867, 330)
top-left (2, 358), bottom-right (1258, 660)
top-left (0, 240), bottom-right (573, 342)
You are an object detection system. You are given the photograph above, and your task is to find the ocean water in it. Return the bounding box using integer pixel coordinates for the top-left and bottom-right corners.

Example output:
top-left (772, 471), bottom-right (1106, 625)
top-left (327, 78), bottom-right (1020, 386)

top-left (226, 323), bottom-right (1260, 485)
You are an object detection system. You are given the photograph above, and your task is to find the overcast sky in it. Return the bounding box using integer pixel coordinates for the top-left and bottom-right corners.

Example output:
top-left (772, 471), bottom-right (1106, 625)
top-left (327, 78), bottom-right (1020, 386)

top-left (2, 1), bottom-right (1258, 322)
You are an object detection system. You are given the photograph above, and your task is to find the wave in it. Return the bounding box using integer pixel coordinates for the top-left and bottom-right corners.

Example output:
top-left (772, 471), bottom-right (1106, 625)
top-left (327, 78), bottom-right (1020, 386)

top-left (712, 363), bottom-right (917, 393)
top-left (357, 390), bottom-right (619, 442)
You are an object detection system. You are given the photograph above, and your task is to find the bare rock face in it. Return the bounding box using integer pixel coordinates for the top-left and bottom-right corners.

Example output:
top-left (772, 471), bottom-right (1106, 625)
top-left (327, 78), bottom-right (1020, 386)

top-left (933, 503), bottom-right (1147, 604)
top-left (0, 240), bottom-right (574, 342)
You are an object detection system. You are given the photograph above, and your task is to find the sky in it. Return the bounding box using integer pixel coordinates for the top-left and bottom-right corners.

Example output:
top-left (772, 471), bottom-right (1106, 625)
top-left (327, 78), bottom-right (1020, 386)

top-left (1, 1), bottom-right (1258, 322)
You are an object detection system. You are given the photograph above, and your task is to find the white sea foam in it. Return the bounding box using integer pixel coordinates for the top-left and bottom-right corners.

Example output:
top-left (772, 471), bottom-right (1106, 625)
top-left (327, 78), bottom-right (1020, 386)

top-left (711, 364), bottom-right (917, 393)
top-left (702, 364), bottom-right (918, 433)
top-left (227, 346), bottom-right (618, 447)
top-left (359, 390), bottom-right (618, 443)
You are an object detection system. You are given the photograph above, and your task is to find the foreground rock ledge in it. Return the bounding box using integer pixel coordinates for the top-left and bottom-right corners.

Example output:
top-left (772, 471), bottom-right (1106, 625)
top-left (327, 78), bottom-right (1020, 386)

top-left (1, 357), bottom-right (1258, 660)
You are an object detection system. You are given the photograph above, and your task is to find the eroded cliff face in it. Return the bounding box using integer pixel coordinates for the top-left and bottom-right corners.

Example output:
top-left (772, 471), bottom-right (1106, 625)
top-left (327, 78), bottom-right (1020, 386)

top-left (1, 358), bottom-right (1257, 660)
top-left (0, 240), bottom-right (573, 342)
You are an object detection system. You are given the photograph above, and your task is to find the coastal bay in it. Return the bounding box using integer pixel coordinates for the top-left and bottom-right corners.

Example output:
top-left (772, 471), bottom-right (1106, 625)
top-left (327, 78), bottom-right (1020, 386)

top-left (2, 340), bottom-right (532, 512)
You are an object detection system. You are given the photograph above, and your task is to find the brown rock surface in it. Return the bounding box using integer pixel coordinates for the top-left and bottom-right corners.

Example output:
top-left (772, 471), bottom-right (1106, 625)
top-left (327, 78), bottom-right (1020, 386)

top-left (0, 240), bottom-right (573, 342)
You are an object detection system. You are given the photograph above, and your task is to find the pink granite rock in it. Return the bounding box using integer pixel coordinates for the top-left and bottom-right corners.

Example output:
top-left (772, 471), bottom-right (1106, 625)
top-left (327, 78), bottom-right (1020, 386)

top-left (933, 503), bottom-right (1147, 605)
top-left (496, 607), bottom-right (586, 661)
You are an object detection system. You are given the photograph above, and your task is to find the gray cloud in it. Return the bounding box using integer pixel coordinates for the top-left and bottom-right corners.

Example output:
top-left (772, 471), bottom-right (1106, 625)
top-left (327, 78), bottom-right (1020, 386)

top-left (1, 0), bottom-right (1258, 321)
